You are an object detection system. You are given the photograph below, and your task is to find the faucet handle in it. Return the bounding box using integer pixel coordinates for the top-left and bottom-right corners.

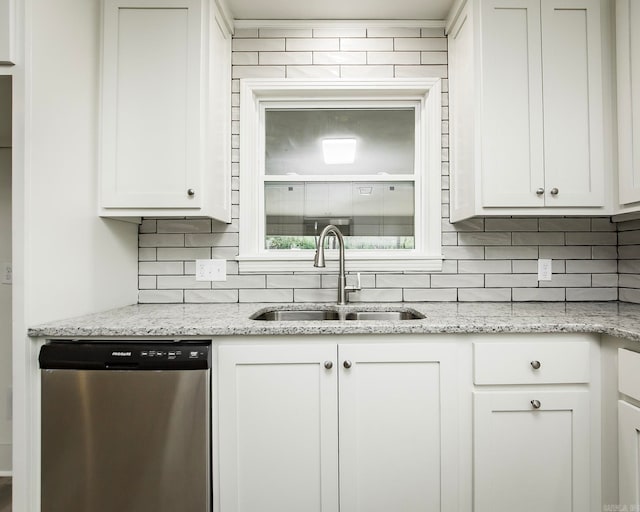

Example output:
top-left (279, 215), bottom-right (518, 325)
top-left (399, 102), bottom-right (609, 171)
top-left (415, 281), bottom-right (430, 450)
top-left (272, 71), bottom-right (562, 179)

top-left (346, 272), bottom-right (362, 292)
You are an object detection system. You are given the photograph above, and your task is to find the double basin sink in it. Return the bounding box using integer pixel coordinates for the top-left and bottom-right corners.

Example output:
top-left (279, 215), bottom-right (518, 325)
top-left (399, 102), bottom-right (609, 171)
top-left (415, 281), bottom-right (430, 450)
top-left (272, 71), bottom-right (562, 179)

top-left (252, 308), bottom-right (424, 322)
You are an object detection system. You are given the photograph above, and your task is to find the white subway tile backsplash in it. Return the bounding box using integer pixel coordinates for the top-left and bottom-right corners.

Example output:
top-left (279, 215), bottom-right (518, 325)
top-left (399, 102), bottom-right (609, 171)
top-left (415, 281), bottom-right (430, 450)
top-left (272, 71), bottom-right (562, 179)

top-left (135, 23), bottom-right (628, 305)
top-left (157, 247), bottom-right (211, 261)
top-left (367, 27), bottom-right (421, 38)
top-left (431, 274), bottom-right (484, 288)
top-left (259, 52), bottom-right (313, 65)
top-left (287, 65), bottom-right (340, 78)
top-left (313, 51), bottom-right (366, 65)
top-left (313, 28), bottom-right (366, 38)
top-left (485, 274), bottom-right (538, 288)
top-left (185, 290), bottom-right (239, 303)
top-left (233, 38), bottom-right (285, 52)
top-left (286, 38), bottom-right (339, 51)
top-left (512, 232), bottom-right (564, 246)
top-left (158, 275), bottom-right (212, 289)
top-left (138, 276), bottom-right (156, 289)
top-left (232, 66), bottom-right (286, 78)
top-left (232, 52), bottom-right (259, 65)
top-left (394, 65), bottom-right (448, 78)
top-left (539, 218), bottom-right (591, 231)
top-left (403, 288), bottom-right (457, 301)
top-left (367, 51), bottom-right (420, 65)
top-left (512, 288), bottom-right (566, 302)
top-left (420, 52), bottom-right (448, 65)
top-left (239, 289), bottom-right (294, 303)
top-left (566, 288), bottom-right (617, 301)
top-left (375, 274), bottom-right (430, 288)
top-left (138, 248), bottom-right (156, 261)
top-left (139, 234), bottom-right (184, 247)
top-left (340, 38), bottom-right (394, 51)
top-left (259, 28), bottom-right (312, 38)
top-left (267, 274), bottom-right (321, 289)
top-left (139, 261), bottom-right (184, 275)
top-left (394, 38), bottom-right (448, 51)
top-left (421, 28), bottom-right (446, 37)
top-left (139, 290), bottom-right (184, 304)
top-left (458, 288), bottom-right (511, 302)
top-left (340, 65), bottom-right (394, 78)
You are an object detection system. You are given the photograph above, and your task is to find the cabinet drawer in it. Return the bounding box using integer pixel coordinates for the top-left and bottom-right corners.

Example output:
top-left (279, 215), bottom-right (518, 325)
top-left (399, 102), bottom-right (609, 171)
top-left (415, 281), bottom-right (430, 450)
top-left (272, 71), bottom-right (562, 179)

top-left (474, 341), bottom-right (590, 385)
top-left (619, 348), bottom-right (640, 401)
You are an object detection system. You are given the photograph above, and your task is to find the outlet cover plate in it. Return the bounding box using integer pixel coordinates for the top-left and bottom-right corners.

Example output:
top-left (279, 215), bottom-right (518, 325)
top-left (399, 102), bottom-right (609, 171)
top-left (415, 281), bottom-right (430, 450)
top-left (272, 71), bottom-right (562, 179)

top-left (537, 259), bottom-right (552, 281)
top-left (195, 259), bottom-right (226, 281)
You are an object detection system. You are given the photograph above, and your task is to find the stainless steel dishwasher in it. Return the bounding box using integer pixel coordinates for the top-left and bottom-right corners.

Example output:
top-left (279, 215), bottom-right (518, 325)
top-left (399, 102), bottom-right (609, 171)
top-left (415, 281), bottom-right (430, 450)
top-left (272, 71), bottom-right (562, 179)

top-left (39, 340), bottom-right (211, 512)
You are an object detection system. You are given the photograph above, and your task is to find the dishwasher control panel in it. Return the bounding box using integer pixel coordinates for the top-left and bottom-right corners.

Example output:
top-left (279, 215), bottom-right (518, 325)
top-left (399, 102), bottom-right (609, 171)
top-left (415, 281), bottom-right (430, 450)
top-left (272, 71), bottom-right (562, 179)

top-left (39, 341), bottom-right (211, 370)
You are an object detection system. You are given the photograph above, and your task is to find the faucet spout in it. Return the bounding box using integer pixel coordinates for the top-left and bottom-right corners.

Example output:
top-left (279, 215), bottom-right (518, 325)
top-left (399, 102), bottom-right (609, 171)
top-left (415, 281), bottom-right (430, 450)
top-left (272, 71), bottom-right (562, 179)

top-left (313, 224), bottom-right (360, 305)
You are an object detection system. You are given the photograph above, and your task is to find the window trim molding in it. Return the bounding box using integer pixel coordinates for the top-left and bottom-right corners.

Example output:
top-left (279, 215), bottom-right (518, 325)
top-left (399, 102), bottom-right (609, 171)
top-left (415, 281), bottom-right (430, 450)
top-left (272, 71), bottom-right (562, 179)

top-left (238, 78), bottom-right (443, 273)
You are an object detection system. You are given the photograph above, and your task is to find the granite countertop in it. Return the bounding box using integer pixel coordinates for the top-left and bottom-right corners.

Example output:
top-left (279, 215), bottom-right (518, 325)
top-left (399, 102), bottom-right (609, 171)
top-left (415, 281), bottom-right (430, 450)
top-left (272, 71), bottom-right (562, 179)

top-left (26, 301), bottom-right (640, 342)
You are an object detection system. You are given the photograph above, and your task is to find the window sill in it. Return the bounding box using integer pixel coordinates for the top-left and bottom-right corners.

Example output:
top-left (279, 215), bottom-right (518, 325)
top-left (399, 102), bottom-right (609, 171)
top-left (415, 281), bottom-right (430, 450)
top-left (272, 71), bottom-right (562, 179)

top-left (237, 252), bottom-right (443, 273)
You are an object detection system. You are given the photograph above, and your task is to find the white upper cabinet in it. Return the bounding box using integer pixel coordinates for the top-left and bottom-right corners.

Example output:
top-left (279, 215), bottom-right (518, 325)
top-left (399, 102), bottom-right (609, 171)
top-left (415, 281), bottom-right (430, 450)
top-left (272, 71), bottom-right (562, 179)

top-left (616, 0), bottom-right (640, 207)
top-left (0, 0), bottom-right (14, 64)
top-left (448, 0), bottom-right (607, 221)
top-left (99, 0), bottom-right (231, 221)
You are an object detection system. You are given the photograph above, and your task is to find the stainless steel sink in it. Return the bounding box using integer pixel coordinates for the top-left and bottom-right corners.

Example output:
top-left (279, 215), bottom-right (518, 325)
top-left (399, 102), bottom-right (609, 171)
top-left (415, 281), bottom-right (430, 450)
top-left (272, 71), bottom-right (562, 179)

top-left (252, 310), bottom-right (340, 321)
top-left (343, 310), bottom-right (423, 321)
top-left (251, 308), bottom-right (424, 321)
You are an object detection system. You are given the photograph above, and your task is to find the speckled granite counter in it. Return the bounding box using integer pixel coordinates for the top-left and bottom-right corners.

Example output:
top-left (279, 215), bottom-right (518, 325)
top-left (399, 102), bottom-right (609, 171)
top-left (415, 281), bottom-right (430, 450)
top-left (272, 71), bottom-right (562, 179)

top-left (26, 301), bottom-right (640, 342)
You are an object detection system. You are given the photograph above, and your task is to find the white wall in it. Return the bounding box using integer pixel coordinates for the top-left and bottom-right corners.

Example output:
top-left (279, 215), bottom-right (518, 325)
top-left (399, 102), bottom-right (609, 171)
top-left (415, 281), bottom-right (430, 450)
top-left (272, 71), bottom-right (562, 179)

top-left (12, 0), bottom-right (140, 508)
top-left (0, 72), bottom-right (10, 470)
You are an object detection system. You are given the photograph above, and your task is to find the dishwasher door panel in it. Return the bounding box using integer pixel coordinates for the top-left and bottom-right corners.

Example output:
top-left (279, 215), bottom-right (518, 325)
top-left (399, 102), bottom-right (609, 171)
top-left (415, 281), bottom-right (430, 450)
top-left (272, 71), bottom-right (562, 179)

top-left (41, 369), bottom-right (210, 512)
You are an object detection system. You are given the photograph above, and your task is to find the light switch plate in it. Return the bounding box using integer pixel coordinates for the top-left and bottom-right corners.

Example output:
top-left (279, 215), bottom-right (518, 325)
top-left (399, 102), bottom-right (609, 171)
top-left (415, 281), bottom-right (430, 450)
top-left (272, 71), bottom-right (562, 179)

top-left (537, 259), bottom-right (552, 281)
top-left (1, 263), bottom-right (11, 285)
top-left (195, 259), bottom-right (226, 281)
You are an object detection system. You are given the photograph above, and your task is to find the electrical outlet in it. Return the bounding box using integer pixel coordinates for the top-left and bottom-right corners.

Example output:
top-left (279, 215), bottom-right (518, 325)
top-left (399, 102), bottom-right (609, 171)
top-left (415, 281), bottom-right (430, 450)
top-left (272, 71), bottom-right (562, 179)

top-left (1, 263), bottom-right (11, 285)
top-left (195, 259), bottom-right (227, 281)
top-left (538, 259), bottom-right (552, 281)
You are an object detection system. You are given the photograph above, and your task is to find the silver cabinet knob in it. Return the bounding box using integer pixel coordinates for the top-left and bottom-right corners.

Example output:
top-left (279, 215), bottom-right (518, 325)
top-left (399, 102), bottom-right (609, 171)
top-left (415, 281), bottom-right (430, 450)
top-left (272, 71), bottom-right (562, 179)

top-left (187, 188), bottom-right (196, 196)
top-left (531, 400), bottom-right (541, 409)
top-left (324, 361), bottom-right (333, 370)
top-left (550, 188), bottom-right (559, 195)
top-left (531, 360), bottom-right (541, 370)
top-left (343, 360), bottom-right (352, 369)
top-left (536, 188), bottom-right (544, 196)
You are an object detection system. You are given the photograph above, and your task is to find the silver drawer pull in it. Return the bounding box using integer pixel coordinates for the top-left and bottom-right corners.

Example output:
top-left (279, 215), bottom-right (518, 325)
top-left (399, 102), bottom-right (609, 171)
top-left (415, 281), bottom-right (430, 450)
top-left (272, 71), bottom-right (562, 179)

top-left (530, 360), bottom-right (541, 370)
top-left (324, 361), bottom-right (333, 370)
top-left (550, 188), bottom-right (559, 196)
top-left (343, 360), bottom-right (352, 369)
top-left (531, 400), bottom-right (541, 409)
top-left (536, 188), bottom-right (544, 196)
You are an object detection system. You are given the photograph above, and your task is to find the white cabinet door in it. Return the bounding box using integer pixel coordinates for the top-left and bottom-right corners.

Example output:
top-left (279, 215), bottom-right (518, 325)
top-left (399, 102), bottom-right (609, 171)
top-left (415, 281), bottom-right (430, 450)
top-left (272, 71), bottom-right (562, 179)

top-left (541, 0), bottom-right (604, 207)
top-left (99, 0), bottom-right (232, 220)
top-left (480, 0), bottom-right (545, 208)
top-left (101, 0), bottom-right (203, 210)
top-left (339, 343), bottom-right (458, 512)
top-left (0, 0), bottom-right (13, 65)
top-left (218, 344), bottom-right (339, 512)
top-left (617, 0), bottom-right (640, 205)
top-left (474, 390), bottom-right (590, 512)
top-left (619, 400), bottom-right (640, 509)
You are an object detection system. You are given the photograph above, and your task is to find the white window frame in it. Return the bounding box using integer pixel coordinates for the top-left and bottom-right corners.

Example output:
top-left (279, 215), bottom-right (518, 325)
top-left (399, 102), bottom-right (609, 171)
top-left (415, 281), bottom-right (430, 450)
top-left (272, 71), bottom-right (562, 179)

top-left (238, 78), bottom-right (443, 273)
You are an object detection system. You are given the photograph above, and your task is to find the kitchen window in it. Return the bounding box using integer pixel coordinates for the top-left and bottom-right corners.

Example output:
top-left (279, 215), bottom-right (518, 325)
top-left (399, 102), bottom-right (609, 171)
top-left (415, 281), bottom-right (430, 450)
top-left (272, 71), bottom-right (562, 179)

top-left (238, 79), bottom-right (443, 272)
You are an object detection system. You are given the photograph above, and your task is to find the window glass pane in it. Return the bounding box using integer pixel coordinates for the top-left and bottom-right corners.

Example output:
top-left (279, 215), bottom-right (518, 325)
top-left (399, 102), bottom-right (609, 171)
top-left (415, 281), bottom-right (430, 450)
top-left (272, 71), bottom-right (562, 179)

top-left (265, 109), bottom-right (415, 176)
top-left (265, 181), bottom-right (415, 250)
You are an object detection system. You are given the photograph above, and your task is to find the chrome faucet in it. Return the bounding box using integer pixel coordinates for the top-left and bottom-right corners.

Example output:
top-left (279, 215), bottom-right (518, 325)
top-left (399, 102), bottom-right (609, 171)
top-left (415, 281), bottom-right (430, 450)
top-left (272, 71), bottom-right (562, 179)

top-left (313, 224), bottom-right (361, 305)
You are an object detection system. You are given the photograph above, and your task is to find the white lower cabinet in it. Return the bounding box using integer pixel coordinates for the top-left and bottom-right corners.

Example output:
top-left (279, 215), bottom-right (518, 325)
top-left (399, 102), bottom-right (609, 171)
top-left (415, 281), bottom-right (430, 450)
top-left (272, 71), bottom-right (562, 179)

top-left (618, 400), bottom-right (640, 508)
top-left (618, 348), bottom-right (640, 508)
top-left (472, 336), bottom-right (598, 512)
top-left (217, 340), bottom-right (459, 512)
top-left (474, 390), bottom-right (591, 512)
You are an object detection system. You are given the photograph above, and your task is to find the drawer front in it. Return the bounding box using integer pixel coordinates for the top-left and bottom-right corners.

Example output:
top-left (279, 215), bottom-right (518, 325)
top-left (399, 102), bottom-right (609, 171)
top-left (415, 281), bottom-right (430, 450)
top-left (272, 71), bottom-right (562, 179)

top-left (474, 341), bottom-right (591, 385)
top-left (619, 348), bottom-right (640, 402)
